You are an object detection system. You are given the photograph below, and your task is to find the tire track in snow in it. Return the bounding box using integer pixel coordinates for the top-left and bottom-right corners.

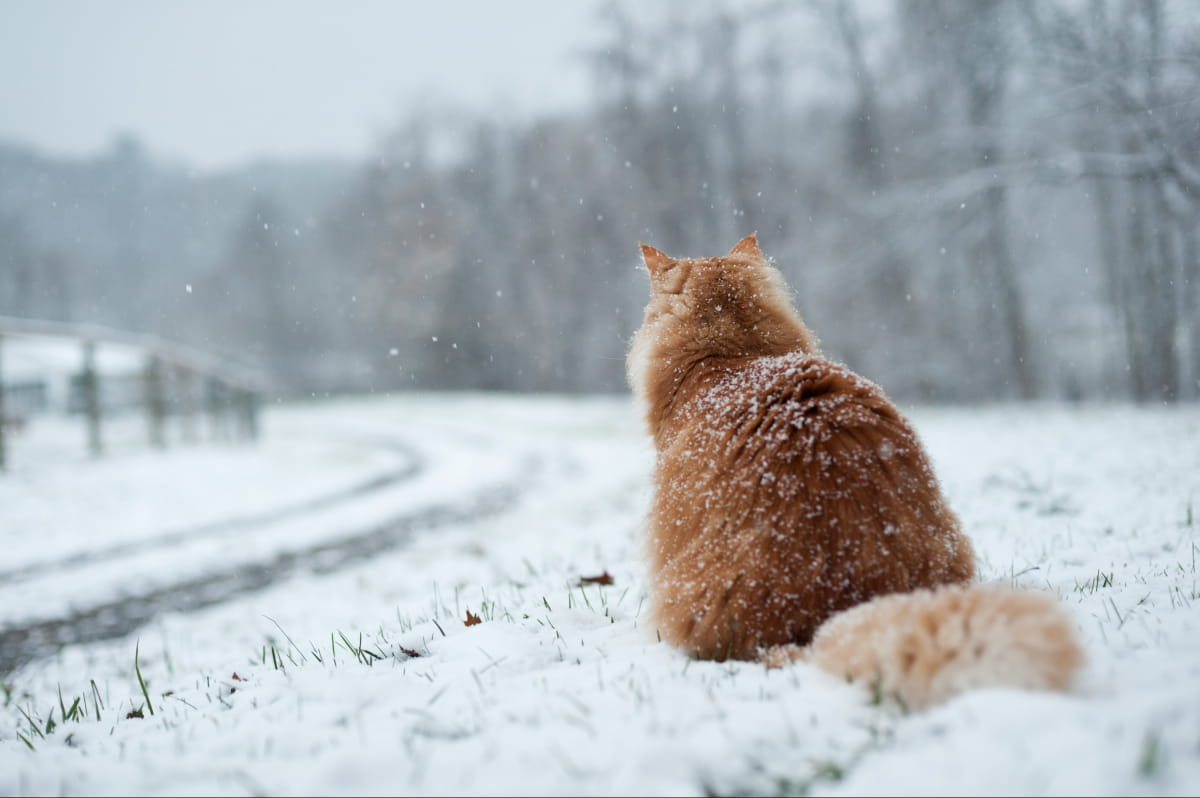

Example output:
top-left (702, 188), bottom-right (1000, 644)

top-left (0, 445), bottom-right (542, 677)
top-left (0, 439), bottom-right (422, 587)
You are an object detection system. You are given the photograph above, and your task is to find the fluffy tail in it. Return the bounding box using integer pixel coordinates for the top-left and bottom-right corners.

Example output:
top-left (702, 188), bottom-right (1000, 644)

top-left (761, 584), bottom-right (1085, 710)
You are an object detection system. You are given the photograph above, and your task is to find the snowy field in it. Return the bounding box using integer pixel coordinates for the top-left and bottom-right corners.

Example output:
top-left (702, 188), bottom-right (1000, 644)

top-left (1, 392), bottom-right (1198, 796)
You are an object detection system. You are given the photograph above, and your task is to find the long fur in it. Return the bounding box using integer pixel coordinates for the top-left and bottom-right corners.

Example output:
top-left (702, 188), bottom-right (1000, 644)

top-left (627, 234), bottom-right (1084, 706)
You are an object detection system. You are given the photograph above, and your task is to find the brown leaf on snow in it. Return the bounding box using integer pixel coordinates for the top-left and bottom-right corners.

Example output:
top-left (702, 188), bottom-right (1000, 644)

top-left (231, 672), bottom-right (245, 681)
top-left (578, 571), bottom-right (615, 586)
top-left (398, 645), bottom-right (422, 658)
top-left (464, 609), bottom-right (482, 627)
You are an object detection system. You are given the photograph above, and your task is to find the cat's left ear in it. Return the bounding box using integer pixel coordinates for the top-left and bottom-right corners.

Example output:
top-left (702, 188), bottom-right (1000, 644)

top-left (639, 242), bottom-right (673, 276)
top-left (728, 232), bottom-right (763, 260)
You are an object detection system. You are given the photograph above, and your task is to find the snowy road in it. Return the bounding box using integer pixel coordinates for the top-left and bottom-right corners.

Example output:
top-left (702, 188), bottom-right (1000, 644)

top-left (0, 395), bottom-right (560, 674)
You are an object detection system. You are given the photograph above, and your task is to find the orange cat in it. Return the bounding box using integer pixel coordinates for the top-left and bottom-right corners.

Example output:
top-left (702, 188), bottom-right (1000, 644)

top-left (627, 233), bottom-right (1083, 708)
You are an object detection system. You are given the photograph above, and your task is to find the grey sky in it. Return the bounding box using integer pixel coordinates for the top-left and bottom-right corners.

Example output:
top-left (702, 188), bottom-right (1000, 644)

top-left (0, 0), bottom-right (598, 170)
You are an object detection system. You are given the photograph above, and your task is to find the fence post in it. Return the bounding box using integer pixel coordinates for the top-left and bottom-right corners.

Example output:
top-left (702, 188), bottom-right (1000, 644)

top-left (81, 340), bottom-right (103, 458)
top-left (205, 377), bottom-right (228, 441)
top-left (177, 365), bottom-right (198, 443)
top-left (0, 333), bottom-right (6, 472)
top-left (235, 388), bottom-right (260, 442)
top-left (144, 353), bottom-right (167, 449)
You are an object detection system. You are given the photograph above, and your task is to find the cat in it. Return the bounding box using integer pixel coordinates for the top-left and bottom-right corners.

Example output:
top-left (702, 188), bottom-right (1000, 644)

top-left (627, 233), bottom-right (1083, 709)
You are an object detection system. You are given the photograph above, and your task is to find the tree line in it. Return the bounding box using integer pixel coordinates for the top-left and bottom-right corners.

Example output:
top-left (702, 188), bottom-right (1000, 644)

top-left (2, 0), bottom-right (1197, 402)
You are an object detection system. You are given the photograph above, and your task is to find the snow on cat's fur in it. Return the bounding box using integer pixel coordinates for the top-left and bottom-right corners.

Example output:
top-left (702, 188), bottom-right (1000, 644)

top-left (627, 233), bottom-right (1083, 708)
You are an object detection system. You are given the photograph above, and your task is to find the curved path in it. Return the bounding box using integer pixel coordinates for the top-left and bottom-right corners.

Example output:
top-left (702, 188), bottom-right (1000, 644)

top-left (0, 440), bottom-right (422, 587)
top-left (0, 426), bottom-right (543, 676)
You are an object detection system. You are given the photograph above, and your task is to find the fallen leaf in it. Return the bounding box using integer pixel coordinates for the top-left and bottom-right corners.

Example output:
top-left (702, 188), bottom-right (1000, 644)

top-left (398, 645), bottom-right (422, 658)
top-left (464, 609), bottom-right (482, 627)
top-left (578, 571), bottom-right (614, 586)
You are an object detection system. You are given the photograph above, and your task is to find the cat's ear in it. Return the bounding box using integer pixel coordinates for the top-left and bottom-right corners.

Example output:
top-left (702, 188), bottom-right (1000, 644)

top-left (728, 232), bottom-right (763, 260)
top-left (639, 242), bottom-right (673, 275)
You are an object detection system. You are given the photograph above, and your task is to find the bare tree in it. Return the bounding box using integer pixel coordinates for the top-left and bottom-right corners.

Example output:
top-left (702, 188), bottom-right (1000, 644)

top-left (0, 213), bottom-right (35, 316)
top-left (894, 0), bottom-right (1038, 398)
top-left (1024, 0), bottom-right (1200, 401)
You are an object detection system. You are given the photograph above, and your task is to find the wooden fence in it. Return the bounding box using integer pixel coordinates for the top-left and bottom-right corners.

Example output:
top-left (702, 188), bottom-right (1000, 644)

top-left (0, 316), bottom-right (266, 471)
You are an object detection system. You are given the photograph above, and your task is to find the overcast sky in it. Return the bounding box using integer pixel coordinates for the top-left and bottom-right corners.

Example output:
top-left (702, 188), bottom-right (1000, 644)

top-left (0, 0), bottom-right (600, 170)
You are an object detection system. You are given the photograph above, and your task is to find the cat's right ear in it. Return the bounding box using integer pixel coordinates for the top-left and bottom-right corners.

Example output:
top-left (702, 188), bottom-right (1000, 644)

top-left (639, 242), bottom-right (673, 276)
top-left (728, 232), bottom-right (763, 260)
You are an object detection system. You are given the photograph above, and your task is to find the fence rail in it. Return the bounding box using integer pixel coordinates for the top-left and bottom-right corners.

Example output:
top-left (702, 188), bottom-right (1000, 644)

top-left (0, 316), bottom-right (266, 471)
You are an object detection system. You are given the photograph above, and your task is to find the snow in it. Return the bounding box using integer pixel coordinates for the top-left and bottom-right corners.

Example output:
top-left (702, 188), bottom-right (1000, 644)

top-left (1, 393), bottom-right (1199, 796)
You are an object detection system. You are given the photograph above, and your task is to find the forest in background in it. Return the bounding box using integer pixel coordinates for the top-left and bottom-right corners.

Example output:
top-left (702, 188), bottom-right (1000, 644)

top-left (1, 0), bottom-right (1197, 402)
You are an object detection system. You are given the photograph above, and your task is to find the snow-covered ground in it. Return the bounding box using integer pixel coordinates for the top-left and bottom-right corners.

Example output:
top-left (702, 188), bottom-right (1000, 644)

top-left (1, 392), bottom-right (1198, 796)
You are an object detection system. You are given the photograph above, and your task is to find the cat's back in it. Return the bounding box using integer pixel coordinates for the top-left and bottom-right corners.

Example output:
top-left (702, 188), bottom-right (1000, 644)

top-left (650, 349), bottom-right (974, 657)
top-left (668, 350), bottom-right (909, 470)
top-left (658, 349), bottom-right (969, 586)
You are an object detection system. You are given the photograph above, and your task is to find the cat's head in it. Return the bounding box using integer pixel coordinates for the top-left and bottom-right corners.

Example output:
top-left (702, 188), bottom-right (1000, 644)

top-left (638, 233), bottom-right (771, 297)
top-left (627, 233), bottom-right (820, 406)
top-left (632, 233), bottom-right (817, 354)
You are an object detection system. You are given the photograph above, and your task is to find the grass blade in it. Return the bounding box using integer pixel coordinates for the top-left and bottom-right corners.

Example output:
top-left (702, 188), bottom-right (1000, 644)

top-left (90, 680), bottom-right (104, 721)
top-left (16, 706), bottom-right (45, 739)
top-left (135, 641), bottom-right (155, 717)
